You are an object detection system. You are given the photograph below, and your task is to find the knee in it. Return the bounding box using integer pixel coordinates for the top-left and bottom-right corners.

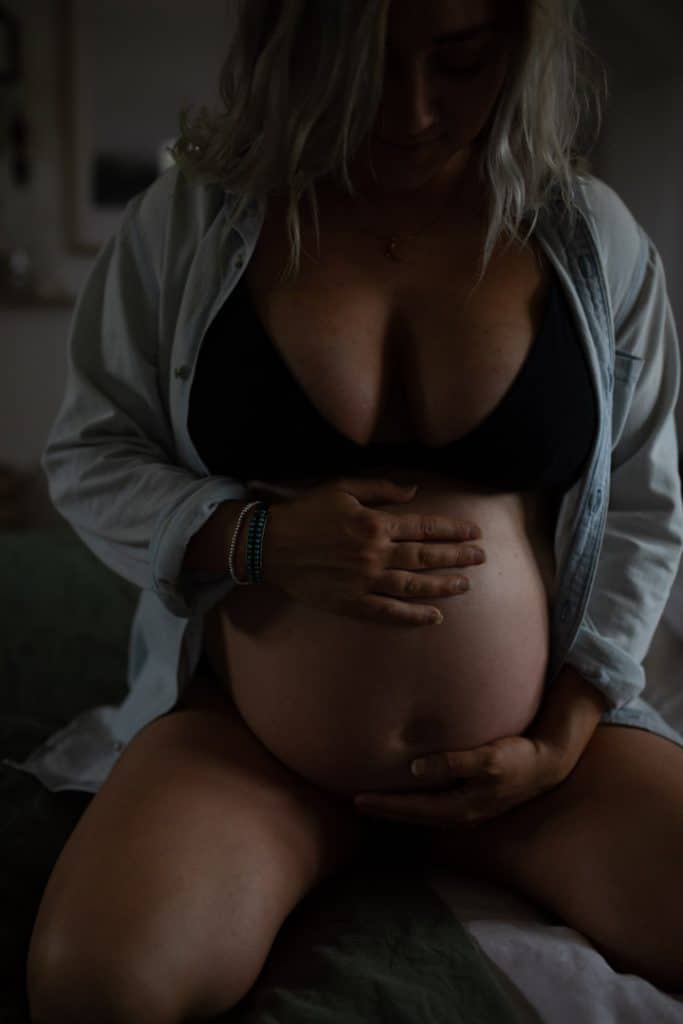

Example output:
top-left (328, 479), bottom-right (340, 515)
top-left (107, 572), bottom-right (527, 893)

top-left (26, 924), bottom-right (262, 1024)
top-left (26, 931), bottom-right (185, 1024)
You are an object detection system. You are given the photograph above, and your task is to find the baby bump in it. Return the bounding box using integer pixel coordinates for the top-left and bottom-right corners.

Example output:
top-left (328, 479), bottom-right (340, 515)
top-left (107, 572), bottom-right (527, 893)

top-left (205, 485), bottom-right (555, 798)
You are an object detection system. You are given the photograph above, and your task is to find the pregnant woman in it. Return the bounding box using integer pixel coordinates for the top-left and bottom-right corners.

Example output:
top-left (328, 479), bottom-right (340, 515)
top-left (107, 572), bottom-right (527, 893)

top-left (18, 0), bottom-right (683, 1019)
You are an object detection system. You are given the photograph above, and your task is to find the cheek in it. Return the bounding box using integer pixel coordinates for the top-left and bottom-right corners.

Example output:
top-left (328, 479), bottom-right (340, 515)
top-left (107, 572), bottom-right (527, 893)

top-left (443, 92), bottom-right (499, 143)
top-left (444, 63), bottom-right (510, 142)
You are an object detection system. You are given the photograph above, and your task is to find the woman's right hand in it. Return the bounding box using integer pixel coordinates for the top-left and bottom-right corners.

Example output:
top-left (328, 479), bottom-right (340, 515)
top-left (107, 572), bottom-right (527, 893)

top-left (261, 477), bottom-right (486, 627)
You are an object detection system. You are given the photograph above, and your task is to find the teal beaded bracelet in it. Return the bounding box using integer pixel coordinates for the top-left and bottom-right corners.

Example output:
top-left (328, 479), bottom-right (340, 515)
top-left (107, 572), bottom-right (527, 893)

top-left (246, 502), bottom-right (271, 585)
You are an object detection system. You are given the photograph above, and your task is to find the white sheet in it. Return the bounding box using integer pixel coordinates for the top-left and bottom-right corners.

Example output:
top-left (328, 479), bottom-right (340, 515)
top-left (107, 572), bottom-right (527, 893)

top-left (427, 870), bottom-right (683, 1022)
top-left (425, 564), bottom-right (683, 1021)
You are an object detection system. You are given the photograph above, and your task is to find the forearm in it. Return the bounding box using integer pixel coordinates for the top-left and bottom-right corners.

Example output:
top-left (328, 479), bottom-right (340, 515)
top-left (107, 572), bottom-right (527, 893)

top-left (525, 663), bottom-right (611, 773)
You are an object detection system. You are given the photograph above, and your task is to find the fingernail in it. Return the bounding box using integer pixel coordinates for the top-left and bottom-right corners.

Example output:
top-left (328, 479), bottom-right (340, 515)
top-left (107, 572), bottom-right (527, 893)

top-left (411, 759), bottom-right (425, 776)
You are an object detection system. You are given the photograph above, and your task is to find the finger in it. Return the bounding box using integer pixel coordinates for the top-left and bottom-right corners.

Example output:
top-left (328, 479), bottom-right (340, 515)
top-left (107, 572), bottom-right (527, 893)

top-left (411, 744), bottom-right (503, 783)
top-left (354, 792), bottom-right (451, 814)
top-left (386, 512), bottom-right (482, 543)
top-left (354, 789), bottom-right (483, 825)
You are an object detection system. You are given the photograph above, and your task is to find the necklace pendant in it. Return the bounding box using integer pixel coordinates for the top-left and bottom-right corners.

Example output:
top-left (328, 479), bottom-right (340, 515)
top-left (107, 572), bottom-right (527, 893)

top-left (385, 237), bottom-right (403, 262)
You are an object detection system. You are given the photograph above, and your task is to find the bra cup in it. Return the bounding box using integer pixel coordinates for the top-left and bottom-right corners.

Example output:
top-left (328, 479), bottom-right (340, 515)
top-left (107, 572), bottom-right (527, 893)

top-left (189, 271), bottom-right (597, 496)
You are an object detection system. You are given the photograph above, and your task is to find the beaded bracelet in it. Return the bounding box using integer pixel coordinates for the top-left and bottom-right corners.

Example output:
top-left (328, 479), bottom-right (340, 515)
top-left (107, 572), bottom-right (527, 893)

top-left (246, 502), bottom-right (270, 585)
top-left (227, 500), bottom-right (271, 585)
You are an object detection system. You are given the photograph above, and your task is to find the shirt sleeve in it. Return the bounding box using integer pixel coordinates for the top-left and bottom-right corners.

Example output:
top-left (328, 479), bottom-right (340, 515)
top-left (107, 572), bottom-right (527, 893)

top-left (41, 176), bottom-right (249, 620)
top-left (564, 230), bottom-right (683, 709)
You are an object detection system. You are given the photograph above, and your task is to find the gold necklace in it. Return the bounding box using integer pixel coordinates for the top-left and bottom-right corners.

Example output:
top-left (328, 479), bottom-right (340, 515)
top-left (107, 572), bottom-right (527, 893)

top-left (376, 206), bottom-right (451, 262)
top-left (352, 173), bottom-right (475, 262)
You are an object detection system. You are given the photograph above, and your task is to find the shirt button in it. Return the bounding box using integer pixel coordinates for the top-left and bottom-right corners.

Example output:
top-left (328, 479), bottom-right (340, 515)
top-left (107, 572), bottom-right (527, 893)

top-left (113, 740), bottom-right (124, 752)
top-left (174, 365), bottom-right (190, 380)
top-left (235, 256), bottom-right (244, 269)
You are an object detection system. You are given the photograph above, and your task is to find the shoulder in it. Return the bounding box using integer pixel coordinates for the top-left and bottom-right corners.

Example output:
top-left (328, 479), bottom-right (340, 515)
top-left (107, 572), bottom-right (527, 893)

top-left (122, 163), bottom-right (229, 276)
top-left (572, 173), bottom-right (650, 327)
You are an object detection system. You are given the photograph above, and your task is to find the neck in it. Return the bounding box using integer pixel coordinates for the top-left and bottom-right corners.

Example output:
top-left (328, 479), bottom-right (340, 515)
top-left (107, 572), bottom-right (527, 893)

top-left (318, 145), bottom-right (487, 223)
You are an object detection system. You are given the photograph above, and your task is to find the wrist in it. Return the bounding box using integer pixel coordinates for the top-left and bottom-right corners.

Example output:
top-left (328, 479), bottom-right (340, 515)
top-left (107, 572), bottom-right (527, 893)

top-left (233, 510), bottom-right (251, 581)
top-left (261, 503), bottom-right (286, 587)
top-left (526, 664), bottom-right (608, 774)
top-left (231, 503), bottom-right (261, 583)
top-left (235, 502), bottom-right (279, 586)
top-left (530, 736), bottom-right (571, 789)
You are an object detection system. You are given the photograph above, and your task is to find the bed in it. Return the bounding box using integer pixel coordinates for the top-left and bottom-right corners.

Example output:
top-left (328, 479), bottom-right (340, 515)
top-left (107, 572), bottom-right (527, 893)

top-left (2, 525), bottom-right (682, 1021)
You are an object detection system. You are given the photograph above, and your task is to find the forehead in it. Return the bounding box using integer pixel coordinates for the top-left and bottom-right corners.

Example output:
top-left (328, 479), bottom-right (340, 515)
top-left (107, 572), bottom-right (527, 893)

top-left (386, 0), bottom-right (501, 47)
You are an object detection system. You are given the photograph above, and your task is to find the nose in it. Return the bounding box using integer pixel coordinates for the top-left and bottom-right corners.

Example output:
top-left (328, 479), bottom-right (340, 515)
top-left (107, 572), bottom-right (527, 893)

top-left (380, 57), bottom-right (443, 139)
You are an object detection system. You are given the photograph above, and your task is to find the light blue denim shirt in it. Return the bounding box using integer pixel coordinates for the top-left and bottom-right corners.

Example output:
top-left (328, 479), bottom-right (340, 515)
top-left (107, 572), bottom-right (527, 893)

top-left (5, 164), bottom-right (683, 793)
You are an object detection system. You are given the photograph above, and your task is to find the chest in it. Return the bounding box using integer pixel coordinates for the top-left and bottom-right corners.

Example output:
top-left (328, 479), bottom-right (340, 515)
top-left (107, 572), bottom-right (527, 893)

top-left (242, 199), bottom-right (554, 447)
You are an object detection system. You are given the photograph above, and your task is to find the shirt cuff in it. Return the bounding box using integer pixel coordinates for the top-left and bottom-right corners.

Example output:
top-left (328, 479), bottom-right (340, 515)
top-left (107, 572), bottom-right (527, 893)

top-left (563, 620), bottom-right (646, 711)
top-left (150, 476), bottom-right (250, 618)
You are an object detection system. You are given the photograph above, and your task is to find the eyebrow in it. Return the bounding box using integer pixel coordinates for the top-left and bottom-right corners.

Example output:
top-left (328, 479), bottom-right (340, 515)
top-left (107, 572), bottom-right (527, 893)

top-left (434, 21), bottom-right (498, 43)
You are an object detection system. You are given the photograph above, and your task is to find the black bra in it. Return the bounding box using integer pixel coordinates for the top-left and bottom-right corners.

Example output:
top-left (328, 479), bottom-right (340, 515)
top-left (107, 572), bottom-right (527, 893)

top-left (188, 269), bottom-right (597, 496)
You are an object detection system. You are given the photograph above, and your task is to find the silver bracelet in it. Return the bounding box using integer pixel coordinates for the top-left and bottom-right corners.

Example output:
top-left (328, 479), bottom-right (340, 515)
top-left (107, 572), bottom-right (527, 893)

top-left (228, 500), bottom-right (260, 585)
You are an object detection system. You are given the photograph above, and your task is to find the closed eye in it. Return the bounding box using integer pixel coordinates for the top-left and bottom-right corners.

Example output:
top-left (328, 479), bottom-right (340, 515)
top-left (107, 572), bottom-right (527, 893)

top-left (384, 45), bottom-right (491, 81)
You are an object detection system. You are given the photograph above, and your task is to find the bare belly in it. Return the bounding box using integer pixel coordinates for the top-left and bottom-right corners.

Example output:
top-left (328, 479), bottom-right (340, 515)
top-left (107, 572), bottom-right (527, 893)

top-left (203, 469), bottom-right (559, 798)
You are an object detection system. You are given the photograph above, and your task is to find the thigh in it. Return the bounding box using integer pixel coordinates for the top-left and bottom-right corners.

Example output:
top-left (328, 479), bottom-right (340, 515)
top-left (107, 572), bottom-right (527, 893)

top-left (423, 724), bottom-right (683, 988)
top-left (27, 671), bottom-right (379, 1023)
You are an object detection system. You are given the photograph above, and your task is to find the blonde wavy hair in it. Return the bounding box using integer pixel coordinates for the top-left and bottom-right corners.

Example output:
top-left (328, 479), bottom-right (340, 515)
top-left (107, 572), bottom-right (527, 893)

top-left (168, 0), bottom-right (606, 286)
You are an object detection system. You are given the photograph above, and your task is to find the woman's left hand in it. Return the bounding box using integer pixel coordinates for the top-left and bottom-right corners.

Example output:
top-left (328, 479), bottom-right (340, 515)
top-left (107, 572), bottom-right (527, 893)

top-left (353, 735), bottom-right (570, 827)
